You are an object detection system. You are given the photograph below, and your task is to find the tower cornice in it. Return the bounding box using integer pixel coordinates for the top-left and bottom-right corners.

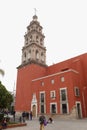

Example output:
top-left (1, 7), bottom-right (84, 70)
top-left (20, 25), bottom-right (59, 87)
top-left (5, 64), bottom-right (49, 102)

top-left (22, 43), bottom-right (46, 51)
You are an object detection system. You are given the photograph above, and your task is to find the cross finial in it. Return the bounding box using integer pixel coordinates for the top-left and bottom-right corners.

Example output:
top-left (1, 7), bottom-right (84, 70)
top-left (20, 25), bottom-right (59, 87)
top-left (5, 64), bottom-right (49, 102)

top-left (34, 8), bottom-right (37, 15)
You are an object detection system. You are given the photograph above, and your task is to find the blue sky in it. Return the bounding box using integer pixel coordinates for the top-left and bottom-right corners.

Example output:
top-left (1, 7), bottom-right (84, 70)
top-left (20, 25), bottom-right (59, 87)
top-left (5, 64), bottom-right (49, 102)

top-left (0, 0), bottom-right (87, 91)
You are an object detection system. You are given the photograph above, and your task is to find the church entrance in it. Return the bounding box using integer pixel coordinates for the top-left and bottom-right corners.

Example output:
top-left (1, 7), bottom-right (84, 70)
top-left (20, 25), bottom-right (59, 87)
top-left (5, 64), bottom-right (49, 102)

top-left (32, 105), bottom-right (36, 117)
top-left (31, 93), bottom-right (37, 117)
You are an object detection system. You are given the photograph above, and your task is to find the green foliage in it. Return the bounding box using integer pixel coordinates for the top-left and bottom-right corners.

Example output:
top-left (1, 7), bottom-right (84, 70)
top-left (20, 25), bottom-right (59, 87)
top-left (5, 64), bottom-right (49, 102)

top-left (0, 69), bottom-right (5, 76)
top-left (0, 113), bottom-right (4, 122)
top-left (0, 82), bottom-right (13, 110)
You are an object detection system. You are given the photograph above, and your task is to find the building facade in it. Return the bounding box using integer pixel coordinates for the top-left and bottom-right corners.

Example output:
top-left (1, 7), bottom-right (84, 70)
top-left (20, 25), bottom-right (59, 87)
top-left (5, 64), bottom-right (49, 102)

top-left (15, 15), bottom-right (87, 119)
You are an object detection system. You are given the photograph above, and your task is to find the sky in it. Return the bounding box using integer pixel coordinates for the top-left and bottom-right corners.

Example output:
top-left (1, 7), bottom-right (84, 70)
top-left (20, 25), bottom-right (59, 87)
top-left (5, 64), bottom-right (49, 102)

top-left (0, 0), bottom-right (87, 92)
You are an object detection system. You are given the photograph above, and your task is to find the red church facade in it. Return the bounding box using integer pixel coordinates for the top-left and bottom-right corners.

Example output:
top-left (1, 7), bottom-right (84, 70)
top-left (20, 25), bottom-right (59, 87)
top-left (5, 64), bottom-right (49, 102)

top-left (15, 15), bottom-right (87, 119)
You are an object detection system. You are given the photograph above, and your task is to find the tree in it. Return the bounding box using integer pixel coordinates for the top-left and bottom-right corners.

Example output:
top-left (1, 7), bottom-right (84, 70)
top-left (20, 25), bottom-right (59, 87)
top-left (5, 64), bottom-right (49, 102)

top-left (0, 82), bottom-right (13, 111)
top-left (0, 69), bottom-right (5, 76)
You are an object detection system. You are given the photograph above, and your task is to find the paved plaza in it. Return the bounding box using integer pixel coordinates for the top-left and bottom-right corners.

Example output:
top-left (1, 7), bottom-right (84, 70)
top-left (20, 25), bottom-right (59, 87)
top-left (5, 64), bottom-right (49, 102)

top-left (6, 117), bottom-right (87, 130)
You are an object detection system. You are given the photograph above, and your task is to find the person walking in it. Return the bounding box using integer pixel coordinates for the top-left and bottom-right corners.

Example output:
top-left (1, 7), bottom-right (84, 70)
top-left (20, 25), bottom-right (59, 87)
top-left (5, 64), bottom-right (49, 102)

top-left (13, 110), bottom-right (16, 122)
top-left (30, 111), bottom-right (33, 120)
top-left (47, 117), bottom-right (53, 123)
top-left (22, 111), bottom-right (26, 122)
top-left (39, 114), bottom-right (46, 130)
top-left (1, 118), bottom-right (7, 129)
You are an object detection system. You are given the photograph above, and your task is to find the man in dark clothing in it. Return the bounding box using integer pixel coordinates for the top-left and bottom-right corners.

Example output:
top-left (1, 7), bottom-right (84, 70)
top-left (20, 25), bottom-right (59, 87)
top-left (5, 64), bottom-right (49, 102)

top-left (13, 110), bottom-right (16, 122)
top-left (1, 118), bottom-right (7, 129)
top-left (22, 111), bottom-right (26, 122)
top-left (30, 111), bottom-right (32, 120)
top-left (39, 114), bottom-right (46, 130)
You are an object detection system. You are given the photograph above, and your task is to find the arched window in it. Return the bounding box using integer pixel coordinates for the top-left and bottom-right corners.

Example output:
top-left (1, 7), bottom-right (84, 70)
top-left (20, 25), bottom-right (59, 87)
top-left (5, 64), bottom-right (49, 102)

top-left (30, 35), bottom-right (32, 42)
top-left (40, 38), bottom-right (43, 45)
top-left (36, 35), bottom-right (38, 42)
top-left (24, 52), bottom-right (26, 58)
top-left (41, 52), bottom-right (44, 61)
top-left (36, 50), bottom-right (39, 60)
top-left (23, 52), bottom-right (26, 62)
top-left (28, 50), bottom-right (31, 59)
top-left (25, 37), bottom-right (28, 45)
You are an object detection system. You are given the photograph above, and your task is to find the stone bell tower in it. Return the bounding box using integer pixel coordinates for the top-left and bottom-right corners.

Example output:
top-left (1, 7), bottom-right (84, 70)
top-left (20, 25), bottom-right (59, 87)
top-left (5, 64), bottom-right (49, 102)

top-left (15, 13), bottom-right (47, 112)
top-left (21, 14), bottom-right (47, 67)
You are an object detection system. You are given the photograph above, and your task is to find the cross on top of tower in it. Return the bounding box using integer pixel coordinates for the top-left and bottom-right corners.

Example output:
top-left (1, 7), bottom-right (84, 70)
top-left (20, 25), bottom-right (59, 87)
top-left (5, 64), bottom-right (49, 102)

top-left (34, 8), bottom-right (37, 15)
top-left (33, 8), bottom-right (38, 21)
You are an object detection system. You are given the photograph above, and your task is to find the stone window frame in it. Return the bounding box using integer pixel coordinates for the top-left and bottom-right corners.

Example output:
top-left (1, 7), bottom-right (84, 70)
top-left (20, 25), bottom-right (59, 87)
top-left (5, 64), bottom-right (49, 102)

top-left (74, 87), bottom-right (80, 96)
top-left (50, 90), bottom-right (56, 99)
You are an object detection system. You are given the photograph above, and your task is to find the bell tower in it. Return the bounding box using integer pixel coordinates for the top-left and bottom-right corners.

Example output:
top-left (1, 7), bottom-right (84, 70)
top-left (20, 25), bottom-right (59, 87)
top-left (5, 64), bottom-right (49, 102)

top-left (20, 14), bottom-right (47, 67)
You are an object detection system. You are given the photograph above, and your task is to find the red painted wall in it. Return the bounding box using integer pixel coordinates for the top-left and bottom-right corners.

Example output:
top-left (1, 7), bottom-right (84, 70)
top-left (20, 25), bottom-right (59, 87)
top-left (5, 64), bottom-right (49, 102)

top-left (15, 53), bottom-right (87, 117)
top-left (15, 63), bottom-right (46, 112)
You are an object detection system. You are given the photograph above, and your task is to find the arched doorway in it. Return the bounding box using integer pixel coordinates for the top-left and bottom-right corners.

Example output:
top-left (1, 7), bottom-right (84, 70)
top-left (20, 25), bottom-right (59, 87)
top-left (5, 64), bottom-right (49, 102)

top-left (31, 93), bottom-right (37, 117)
top-left (32, 105), bottom-right (36, 117)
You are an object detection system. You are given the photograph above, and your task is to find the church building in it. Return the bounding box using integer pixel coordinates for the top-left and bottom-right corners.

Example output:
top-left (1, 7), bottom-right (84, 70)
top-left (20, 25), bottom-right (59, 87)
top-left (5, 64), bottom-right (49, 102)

top-left (15, 14), bottom-right (87, 119)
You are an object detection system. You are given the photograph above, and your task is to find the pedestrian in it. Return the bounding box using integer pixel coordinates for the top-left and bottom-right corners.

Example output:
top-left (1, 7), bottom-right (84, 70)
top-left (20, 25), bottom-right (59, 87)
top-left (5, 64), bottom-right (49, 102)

top-left (13, 110), bottom-right (16, 122)
top-left (22, 111), bottom-right (26, 122)
top-left (39, 114), bottom-right (46, 130)
top-left (19, 116), bottom-right (22, 123)
top-left (1, 118), bottom-right (7, 129)
top-left (30, 111), bottom-right (32, 120)
top-left (47, 117), bottom-right (53, 123)
top-left (26, 112), bottom-right (29, 120)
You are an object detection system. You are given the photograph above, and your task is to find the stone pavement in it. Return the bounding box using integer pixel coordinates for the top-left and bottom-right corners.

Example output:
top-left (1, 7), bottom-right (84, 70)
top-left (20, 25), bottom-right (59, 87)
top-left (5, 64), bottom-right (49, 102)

top-left (6, 117), bottom-right (87, 130)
